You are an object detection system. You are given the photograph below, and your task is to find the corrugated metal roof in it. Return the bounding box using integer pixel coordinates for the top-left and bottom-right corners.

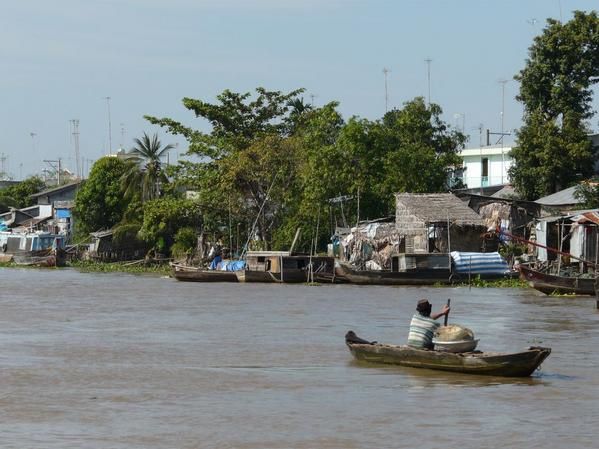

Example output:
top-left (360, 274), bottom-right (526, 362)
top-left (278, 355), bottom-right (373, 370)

top-left (30, 181), bottom-right (83, 198)
top-left (535, 186), bottom-right (582, 206)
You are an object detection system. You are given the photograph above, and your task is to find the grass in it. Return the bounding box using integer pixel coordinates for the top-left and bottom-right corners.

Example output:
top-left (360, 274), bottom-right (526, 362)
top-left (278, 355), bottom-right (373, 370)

top-left (434, 275), bottom-right (528, 288)
top-left (68, 260), bottom-right (172, 276)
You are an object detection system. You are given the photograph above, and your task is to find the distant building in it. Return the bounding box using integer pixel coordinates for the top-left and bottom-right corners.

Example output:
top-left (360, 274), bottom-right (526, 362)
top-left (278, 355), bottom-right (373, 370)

top-left (28, 181), bottom-right (83, 238)
top-left (458, 146), bottom-right (513, 189)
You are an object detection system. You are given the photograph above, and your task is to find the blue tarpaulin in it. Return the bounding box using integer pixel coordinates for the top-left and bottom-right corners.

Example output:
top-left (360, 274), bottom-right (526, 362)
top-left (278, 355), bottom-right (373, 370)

top-left (219, 260), bottom-right (246, 272)
top-left (450, 251), bottom-right (509, 275)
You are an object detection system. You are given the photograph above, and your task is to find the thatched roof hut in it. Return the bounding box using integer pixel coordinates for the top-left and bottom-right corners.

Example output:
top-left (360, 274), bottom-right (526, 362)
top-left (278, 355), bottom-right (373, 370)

top-left (395, 193), bottom-right (485, 253)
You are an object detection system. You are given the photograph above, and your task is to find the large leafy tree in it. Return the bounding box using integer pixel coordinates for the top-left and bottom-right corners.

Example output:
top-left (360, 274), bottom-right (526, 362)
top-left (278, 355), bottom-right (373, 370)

top-left (138, 197), bottom-right (202, 253)
top-left (121, 132), bottom-right (175, 202)
top-left (379, 98), bottom-right (465, 200)
top-left (510, 11), bottom-right (599, 200)
top-left (74, 157), bottom-right (130, 235)
top-left (145, 87), bottom-right (307, 249)
top-left (0, 176), bottom-right (46, 212)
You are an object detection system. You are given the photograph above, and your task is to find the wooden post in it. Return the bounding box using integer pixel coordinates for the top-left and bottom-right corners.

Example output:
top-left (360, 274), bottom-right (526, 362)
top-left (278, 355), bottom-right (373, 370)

top-left (447, 211), bottom-right (452, 276)
top-left (289, 228), bottom-right (301, 255)
top-left (557, 222), bottom-right (563, 275)
top-left (468, 255), bottom-right (472, 290)
top-left (280, 255), bottom-right (284, 283)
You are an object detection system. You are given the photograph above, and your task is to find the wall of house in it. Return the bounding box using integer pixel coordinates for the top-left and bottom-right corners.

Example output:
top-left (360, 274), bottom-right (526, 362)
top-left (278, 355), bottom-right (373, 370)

top-left (462, 154), bottom-right (512, 188)
top-left (395, 204), bottom-right (428, 252)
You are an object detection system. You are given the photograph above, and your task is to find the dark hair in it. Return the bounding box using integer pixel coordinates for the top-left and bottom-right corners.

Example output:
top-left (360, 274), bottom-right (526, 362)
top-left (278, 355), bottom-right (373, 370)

top-left (416, 299), bottom-right (432, 317)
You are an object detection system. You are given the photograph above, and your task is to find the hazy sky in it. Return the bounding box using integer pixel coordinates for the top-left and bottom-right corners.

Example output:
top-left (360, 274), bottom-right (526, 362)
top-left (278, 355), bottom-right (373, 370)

top-left (1, 0), bottom-right (597, 179)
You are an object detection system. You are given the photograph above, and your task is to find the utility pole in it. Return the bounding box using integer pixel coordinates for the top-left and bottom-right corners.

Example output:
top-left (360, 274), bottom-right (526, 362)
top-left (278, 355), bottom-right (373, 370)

top-left (499, 79), bottom-right (509, 184)
top-left (105, 96), bottom-right (112, 155)
top-left (120, 122), bottom-right (125, 149)
top-left (309, 94), bottom-right (317, 107)
top-left (70, 119), bottom-right (81, 178)
top-left (425, 58), bottom-right (432, 106)
top-left (382, 67), bottom-right (390, 113)
top-left (43, 159), bottom-right (62, 185)
top-left (0, 153), bottom-right (7, 180)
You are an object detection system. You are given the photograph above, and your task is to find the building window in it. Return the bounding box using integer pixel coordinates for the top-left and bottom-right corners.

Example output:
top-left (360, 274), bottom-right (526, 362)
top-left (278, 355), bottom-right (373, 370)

top-left (481, 158), bottom-right (489, 178)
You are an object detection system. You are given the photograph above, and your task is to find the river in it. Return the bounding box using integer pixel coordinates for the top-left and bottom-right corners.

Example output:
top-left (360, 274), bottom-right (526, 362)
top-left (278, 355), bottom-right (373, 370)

top-left (0, 268), bottom-right (597, 448)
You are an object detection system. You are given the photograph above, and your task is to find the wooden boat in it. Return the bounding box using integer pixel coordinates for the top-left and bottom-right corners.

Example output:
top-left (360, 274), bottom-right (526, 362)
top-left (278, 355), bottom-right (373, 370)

top-left (335, 254), bottom-right (452, 285)
top-left (518, 263), bottom-right (596, 295)
top-left (171, 263), bottom-right (238, 282)
top-left (237, 251), bottom-right (340, 283)
top-left (345, 332), bottom-right (551, 377)
top-left (1, 231), bottom-right (66, 267)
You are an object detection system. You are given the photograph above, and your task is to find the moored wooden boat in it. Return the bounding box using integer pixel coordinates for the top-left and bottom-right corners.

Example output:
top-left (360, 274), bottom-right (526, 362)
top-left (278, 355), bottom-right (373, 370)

top-left (345, 332), bottom-right (551, 377)
top-left (171, 263), bottom-right (238, 282)
top-left (518, 263), bottom-right (596, 295)
top-left (237, 251), bottom-right (339, 283)
top-left (335, 260), bottom-right (452, 285)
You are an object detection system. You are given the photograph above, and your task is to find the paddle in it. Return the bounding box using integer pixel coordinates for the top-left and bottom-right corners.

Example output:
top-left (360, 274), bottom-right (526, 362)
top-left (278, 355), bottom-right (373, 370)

top-left (444, 298), bottom-right (451, 326)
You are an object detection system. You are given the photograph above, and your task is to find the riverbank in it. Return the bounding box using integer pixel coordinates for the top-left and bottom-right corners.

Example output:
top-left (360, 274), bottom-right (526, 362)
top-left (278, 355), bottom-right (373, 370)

top-left (68, 260), bottom-right (172, 275)
top-left (1, 261), bottom-right (529, 287)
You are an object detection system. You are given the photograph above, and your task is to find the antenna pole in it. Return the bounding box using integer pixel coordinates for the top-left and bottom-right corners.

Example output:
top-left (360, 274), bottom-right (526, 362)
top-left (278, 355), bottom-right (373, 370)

top-left (105, 96), bottom-right (112, 155)
top-left (382, 67), bottom-right (390, 113)
top-left (425, 58), bottom-right (432, 106)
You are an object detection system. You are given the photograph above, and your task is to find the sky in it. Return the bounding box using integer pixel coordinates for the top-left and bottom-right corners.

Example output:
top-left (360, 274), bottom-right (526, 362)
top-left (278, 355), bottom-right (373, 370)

top-left (1, 0), bottom-right (598, 179)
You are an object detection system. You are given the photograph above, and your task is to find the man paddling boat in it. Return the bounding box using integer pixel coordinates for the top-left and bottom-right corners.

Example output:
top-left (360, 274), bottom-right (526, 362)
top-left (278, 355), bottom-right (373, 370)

top-left (407, 299), bottom-right (450, 350)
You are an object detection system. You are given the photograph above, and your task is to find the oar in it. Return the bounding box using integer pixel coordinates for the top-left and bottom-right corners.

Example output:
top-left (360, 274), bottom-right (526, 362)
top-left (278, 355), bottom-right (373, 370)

top-left (444, 298), bottom-right (451, 326)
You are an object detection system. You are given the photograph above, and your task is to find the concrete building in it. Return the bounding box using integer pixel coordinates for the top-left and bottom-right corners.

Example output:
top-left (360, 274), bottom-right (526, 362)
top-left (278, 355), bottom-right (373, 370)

top-left (458, 146), bottom-right (513, 189)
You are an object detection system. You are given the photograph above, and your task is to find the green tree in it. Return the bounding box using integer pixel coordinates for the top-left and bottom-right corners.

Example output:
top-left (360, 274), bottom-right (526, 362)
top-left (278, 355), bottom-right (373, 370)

top-left (138, 198), bottom-right (202, 254)
top-left (121, 132), bottom-right (175, 202)
top-left (0, 176), bottom-right (46, 211)
top-left (379, 98), bottom-right (465, 201)
top-left (510, 11), bottom-right (599, 200)
top-left (574, 179), bottom-right (599, 209)
top-left (74, 157), bottom-right (130, 235)
top-left (145, 87), bottom-right (306, 249)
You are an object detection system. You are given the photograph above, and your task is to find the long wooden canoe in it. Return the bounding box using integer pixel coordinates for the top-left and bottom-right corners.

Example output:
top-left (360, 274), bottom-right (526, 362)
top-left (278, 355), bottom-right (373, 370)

top-left (345, 332), bottom-right (551, 377)
top-left (171, 263), bottom-right (238, 282)
top-left (518, 263), bottom-right (596, 295)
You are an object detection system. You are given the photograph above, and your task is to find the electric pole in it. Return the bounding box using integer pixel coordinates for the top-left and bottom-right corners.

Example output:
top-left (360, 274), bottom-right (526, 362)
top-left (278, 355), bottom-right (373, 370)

top-left (105, 96), bottom-right (112, 155)
top-left (425, 58), bottom-right (432, 106)
top-left (382, 67), bottom-right (390, 113)
top-left (70, 119), bottom-right (81, 178)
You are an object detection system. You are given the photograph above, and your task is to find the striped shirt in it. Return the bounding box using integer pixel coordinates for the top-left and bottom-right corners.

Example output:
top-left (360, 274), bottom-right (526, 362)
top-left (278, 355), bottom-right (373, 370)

top-left (407, 313), bottom-right (440, 349)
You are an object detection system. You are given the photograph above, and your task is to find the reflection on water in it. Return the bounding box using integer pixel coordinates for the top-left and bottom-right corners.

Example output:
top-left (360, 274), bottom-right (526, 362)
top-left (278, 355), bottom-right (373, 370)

top-left (348, 360), bottom-right (548, 388)
top-left (0, 268), bottom-right (598, 449)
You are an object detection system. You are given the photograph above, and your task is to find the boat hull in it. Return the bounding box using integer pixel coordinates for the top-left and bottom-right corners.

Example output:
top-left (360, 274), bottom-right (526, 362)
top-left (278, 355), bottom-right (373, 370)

top-left (335, 262), bottom-right (452, 285)
top-left (236, 269), bottom-right (337, 283)
top-left (346, 336), bottom-right (551, 377)
top-left (518, 264), bottom-right (596, 295)
top-left (171, 264), bottom-right (238, 282)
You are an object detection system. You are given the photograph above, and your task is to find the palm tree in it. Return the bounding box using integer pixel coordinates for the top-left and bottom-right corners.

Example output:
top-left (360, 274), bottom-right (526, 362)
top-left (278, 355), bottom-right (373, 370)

top-left (121, 132), bottom-right (175, 202)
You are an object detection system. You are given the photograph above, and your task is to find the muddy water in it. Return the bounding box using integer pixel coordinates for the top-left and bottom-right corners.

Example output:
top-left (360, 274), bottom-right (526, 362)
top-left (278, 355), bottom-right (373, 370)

top-left (0, 268), bottom-right (597, 448)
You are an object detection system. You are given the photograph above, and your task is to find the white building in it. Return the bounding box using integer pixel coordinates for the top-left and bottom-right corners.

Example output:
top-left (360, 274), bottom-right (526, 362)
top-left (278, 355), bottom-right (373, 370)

top-left (458, 146), bottom-right (513, 188)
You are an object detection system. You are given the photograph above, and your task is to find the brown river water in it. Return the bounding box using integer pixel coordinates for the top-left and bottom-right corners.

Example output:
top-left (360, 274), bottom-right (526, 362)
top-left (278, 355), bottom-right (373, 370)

top-left (1, 268), bottom-right (597, 448)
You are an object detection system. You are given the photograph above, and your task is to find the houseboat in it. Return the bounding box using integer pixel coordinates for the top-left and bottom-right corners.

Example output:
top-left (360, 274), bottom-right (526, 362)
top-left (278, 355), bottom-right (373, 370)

top-left (0, 231), bottom-right (66, 267)
top-left (236, 251), bottom-right (338, 283)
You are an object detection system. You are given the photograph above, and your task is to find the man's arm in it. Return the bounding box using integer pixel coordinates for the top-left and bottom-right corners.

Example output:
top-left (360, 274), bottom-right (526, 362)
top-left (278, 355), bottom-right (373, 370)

top-left (431, 304), bottom-right (450, 321)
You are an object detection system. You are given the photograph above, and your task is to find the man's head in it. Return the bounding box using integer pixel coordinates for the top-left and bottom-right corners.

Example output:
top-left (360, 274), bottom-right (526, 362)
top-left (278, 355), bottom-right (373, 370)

top-left (416, 299), bottom-right (432, 317)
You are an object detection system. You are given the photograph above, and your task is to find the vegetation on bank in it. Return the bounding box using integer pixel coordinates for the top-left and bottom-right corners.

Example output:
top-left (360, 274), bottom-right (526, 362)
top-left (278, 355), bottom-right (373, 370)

top-left (434, 276), bottom-right (528, 289)
top-left (68, 260), bottom-right (172, 275)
